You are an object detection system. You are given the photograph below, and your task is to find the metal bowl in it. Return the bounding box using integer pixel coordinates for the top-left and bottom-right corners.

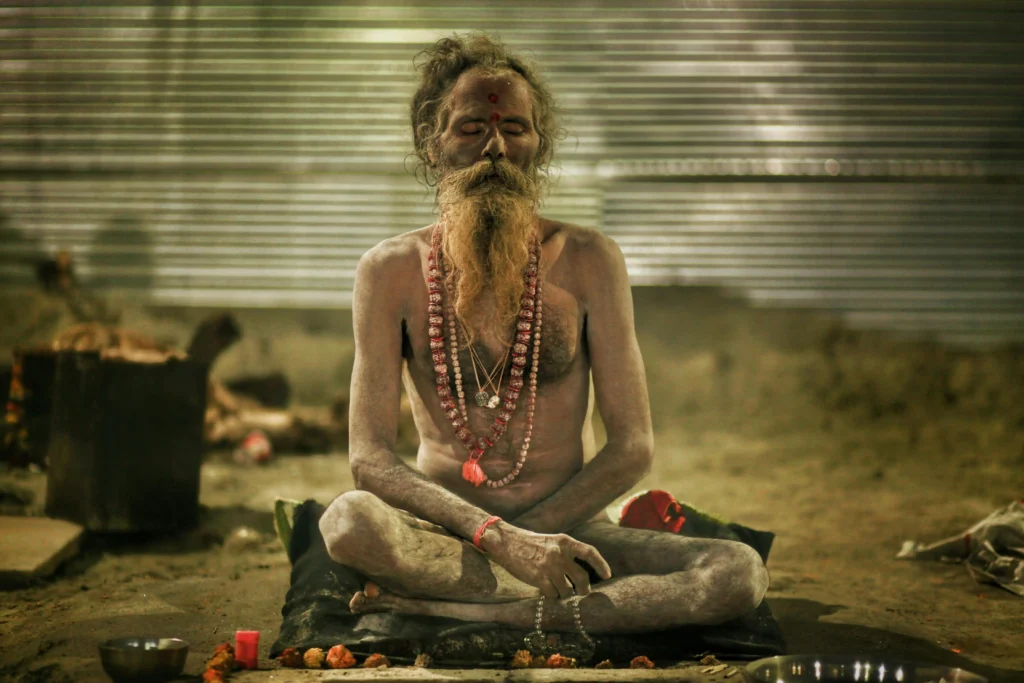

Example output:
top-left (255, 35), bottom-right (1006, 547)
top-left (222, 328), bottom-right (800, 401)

top-left (98, 637), bottom-right (190, 683)
top-left (747, 655), bottom-right (987, 683)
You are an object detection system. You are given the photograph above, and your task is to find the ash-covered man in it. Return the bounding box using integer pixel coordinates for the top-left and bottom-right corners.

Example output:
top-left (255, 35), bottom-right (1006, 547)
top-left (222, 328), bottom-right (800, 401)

top-left (319, 34), bottom-right (769, 636)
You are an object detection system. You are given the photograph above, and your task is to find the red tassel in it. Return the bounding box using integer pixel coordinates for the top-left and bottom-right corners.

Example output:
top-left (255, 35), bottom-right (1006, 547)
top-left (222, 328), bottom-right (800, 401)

top-left (462, 459), bottom-right (487, 487)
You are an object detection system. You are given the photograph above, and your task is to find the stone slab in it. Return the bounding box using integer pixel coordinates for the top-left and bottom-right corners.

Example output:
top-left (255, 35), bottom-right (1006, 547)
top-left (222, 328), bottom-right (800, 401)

top-left (0, 515), bottom-right (83, 582)
top-left (232, 664), bottom-right (744, 682)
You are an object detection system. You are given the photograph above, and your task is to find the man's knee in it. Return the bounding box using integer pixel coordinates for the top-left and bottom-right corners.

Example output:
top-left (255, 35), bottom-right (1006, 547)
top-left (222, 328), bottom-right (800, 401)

top-left (705, 542), bottom-right (769, 623)
top-left (319, 490), bottom-right (390, 566)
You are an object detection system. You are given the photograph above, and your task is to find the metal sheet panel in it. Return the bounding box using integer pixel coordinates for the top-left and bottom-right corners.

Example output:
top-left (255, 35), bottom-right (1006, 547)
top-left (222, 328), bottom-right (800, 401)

top-left (1, 1), bottom-right (1022, 345)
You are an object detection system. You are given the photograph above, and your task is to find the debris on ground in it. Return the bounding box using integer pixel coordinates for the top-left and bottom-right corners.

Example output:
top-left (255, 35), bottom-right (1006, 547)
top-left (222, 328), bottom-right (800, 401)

top-left (362, 653), bottom-right (390, 668)
top-left (630, 655), bottom-right (655, 669)
top-left (530, 655), bottom-right (547, 668)
top-left (276, 647), bottom-right (302, 668)
top-left (700, 654), bottom-right (722, 666)
top-left (596, 659), bottom-right (614, 669)
top-left (413, 653), bottom-right (433, 668)
top-left (222, 526), bottom-right (263, 553)
top-left (0, 481), bottom-right (34, 515)
top-left (897, 499), bottom-right (1024, 597)
top-left (702, 663), bottom-right (730, 675)
top-left (327, 645), bottom-right (356, 669)
top-left (302, 647), bottom-right (325, 669)
top-left (232, 429), bottom-right (272, 466)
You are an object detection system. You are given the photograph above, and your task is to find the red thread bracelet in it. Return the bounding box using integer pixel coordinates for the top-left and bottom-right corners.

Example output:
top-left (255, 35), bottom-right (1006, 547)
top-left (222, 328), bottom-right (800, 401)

top-left (473, 515), bottom-right (502, 549)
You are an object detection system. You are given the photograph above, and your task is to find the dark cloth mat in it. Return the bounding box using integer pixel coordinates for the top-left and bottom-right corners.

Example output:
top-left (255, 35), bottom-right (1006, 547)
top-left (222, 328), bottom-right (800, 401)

top-left (271, 499), bottom-right (786, 666)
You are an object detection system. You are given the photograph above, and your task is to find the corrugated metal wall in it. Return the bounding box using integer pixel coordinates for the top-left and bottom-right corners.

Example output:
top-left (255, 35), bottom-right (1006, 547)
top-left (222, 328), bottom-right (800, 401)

top-left (2, 1), bottom-right (1022, 346)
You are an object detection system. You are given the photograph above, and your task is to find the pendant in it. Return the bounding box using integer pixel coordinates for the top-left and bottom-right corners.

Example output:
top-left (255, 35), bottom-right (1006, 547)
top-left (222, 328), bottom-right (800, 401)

top-left (486, 394), bottom-right (500, 409)
top-left (475, 391), bottom-right (489, 407)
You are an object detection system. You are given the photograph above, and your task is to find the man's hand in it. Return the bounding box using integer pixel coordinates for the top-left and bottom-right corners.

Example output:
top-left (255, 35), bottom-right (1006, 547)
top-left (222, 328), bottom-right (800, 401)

top-left (481, 522), bottom-right (612, 598)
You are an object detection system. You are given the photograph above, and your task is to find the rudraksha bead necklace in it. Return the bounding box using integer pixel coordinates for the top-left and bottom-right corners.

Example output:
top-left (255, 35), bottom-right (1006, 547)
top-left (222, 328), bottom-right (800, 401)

top-left (427, 220), bottom-right (543, 488)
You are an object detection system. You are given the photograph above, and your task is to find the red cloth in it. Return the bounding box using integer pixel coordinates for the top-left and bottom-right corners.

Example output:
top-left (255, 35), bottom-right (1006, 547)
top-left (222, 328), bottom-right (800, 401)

top-left (618, 490), bottom-right (686, 533)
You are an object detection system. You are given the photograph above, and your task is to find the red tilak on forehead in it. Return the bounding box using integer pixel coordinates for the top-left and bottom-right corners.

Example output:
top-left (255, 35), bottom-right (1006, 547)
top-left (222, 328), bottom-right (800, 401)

top-left (487, 93), bottom-right (499, 103)
top-left (489, 111), bottom-right (500, 123)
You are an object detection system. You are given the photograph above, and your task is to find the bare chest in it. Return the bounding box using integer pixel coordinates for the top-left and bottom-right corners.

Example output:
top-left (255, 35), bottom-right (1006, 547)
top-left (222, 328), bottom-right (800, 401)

top-left (403, 283), bottom-right (582, 388)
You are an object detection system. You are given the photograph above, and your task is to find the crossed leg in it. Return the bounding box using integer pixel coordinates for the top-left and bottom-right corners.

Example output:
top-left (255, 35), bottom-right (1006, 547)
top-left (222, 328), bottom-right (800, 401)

top-left (320, 490), bottom-right (769, 634)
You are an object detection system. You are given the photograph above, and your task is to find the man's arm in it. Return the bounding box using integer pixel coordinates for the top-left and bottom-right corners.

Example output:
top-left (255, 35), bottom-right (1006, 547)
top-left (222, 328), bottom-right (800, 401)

top-left (343, 239), bottom-right (496, 541)
top-left (510, 232), bottom-right (654, 534)
top-left (332, 235), bottom-right (611, 599)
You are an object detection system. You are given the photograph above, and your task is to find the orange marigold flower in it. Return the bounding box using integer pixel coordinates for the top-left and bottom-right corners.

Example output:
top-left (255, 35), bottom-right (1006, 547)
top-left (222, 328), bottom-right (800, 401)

top-left (510, 650), bottom-right (533, 669)
top-left (546, 653), bottom-right (577, 669)
top-left (303, 647), bottom-right (326, 669)
top-left (326, 645), bottom-right (357, 669)
top-left (204, 642), bottom-right (237, 675)
top-left (362, 653), bottom-right (391, 668)
top-left (630, 655), bottom-right (655, 669)
top-left (276, 647), bottom-right (303, 668)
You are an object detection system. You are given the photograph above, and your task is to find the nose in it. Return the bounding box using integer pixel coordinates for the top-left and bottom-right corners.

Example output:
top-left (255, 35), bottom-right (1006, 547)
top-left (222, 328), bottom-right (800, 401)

top-left (482, 131), bottom-right (506, 162)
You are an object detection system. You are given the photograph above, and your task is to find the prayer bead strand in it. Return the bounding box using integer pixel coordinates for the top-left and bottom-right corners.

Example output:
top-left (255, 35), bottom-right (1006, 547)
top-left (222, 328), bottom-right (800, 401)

top-left (487, 263), bottom-right (542, 488)
top-left (524, 595), bottom-right (595, 662)
top-left (428, 219), bottom-right (542, 487)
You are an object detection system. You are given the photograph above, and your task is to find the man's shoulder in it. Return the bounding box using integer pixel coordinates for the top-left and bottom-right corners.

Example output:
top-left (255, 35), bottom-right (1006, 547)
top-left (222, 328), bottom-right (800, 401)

top-left (545, 219), bottom-right (623, 267)
top-left (357, 225), bottom-right (432, 276)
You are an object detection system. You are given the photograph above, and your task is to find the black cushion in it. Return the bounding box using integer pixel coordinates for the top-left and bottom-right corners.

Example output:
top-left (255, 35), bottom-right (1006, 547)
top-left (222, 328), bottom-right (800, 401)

top-left (271, 499), bottom-right (786, 666)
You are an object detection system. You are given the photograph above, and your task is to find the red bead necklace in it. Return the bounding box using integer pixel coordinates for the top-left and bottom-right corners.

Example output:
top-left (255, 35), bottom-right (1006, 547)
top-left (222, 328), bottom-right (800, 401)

top-left (427, 220), bottom-right (543, 488)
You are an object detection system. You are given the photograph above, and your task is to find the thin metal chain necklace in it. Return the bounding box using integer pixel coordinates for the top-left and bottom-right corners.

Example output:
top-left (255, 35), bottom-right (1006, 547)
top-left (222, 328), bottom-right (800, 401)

top-left (465, 332), bottom-right (511, 409)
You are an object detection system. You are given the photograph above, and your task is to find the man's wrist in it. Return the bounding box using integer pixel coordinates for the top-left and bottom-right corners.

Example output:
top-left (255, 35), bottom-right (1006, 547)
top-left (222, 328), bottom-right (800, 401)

top-left (478, 519), bottom-right (513, 555)
top-left (472, 515), bottom-right (502, 549)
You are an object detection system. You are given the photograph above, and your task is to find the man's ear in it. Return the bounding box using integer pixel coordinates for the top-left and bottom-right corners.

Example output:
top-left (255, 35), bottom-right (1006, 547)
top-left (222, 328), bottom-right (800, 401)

top-left (428, 140), bottom-right (448, 170)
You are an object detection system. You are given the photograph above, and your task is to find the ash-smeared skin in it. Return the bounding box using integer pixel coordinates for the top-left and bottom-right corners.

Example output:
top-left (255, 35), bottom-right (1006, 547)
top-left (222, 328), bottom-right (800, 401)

top-left (343, 513), bottom-right (770, 633)
top-left (322, 66), bottom-right (770, 630)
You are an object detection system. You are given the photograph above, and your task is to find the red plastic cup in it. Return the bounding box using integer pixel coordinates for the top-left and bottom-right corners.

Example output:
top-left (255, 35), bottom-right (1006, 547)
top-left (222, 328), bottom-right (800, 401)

top-left (235, 630), bottom-right (259, 669)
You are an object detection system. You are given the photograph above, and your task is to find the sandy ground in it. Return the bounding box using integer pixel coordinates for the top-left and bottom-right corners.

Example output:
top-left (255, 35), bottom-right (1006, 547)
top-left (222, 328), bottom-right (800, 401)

top-left (2, 435), bottom-right (1022, 682)
top-left (1, 288), bottom-right (1023, 682)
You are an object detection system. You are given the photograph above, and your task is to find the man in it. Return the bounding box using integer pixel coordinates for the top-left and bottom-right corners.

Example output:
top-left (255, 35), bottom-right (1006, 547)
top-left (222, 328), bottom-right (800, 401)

top-left (319, 33), bottom-right (769, 637)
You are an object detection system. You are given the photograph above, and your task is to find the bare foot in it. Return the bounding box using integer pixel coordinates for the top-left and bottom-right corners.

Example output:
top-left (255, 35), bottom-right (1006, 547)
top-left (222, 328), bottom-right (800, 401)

top-left (347, 581), bottom-right (531, 625)
top-left (349, 582), bottom-right (402, 614)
